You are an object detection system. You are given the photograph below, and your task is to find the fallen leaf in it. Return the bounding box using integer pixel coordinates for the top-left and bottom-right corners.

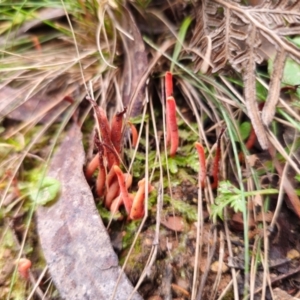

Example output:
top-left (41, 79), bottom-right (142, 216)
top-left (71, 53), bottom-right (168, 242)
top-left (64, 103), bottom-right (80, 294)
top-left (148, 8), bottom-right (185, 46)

top-left (37, 124), bottom-right (142, 300)
top-left (161, 216), bottom-right (185, 232)
top-left (0, 86), bottom-right (73, 123)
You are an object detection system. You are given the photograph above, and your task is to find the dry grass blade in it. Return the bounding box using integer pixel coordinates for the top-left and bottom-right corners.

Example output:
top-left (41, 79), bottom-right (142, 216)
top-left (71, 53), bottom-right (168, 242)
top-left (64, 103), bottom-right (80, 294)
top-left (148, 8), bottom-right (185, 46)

top-left (120, 7), bottom-right (148, 117)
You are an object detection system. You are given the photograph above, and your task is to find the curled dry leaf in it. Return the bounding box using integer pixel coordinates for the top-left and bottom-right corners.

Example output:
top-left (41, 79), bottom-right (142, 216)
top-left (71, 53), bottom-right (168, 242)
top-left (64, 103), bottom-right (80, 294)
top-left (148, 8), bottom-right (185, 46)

top-left (37, 124), bottom-right (142, 300)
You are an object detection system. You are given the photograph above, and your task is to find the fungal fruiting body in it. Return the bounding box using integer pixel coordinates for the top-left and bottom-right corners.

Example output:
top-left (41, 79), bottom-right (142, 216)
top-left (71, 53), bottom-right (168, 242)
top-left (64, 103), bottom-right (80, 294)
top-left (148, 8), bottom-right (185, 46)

top-left (105, 173), bottom-right (132, 209)
top-left (165, 71), bottom-right (173, 146)
top-left (195, 142), bottom-right (206, 188)
top-left (85, 153), bottom-right (99, 182)
top-left (165, 71), bottom-right (173, 98)
top-left (17, 258), bottom-right (32, 279)
top-left (113, 165), bottom-right (133, 214)
top-left (111, 107), bottom-right (127, 155)
top-left (85, 100), bottom-right (154, 221)
top-left (211, 128), bottom-right (225, 189)
top-left (166, 96), bottom-right (179, 157)
top-left (128, 121), bottom-right (138, 148)
top-left (130, 179), bottom-right (154, 220)
top-left (89, 99), bottom-right (116, 169)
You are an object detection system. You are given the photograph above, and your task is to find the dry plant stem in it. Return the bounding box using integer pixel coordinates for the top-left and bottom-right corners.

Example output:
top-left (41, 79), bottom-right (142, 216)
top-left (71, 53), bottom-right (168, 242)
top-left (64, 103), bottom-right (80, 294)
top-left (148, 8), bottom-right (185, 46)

top-left (128, 122), bottom-right (138, 148)
top-left (110, 107), bottom-right (127, 155)
top-left (210, 231), bottom-right (225, 300)
top-left (195, 142), bottom-right (206, 188)
top-left (254, 266), bottom-right (300, 294)
top-left (268, 145), bottom-right (300, 218)
top-left (243, 26), bottom-right (268, 150)
top-left (26, 266), bottom-right (49, 300)
top-left (196, 228), bottom-right (217, 300)
top-left (223, 211), bottom-right (240, 300)
top-left (262, 50), bottom-right (286, 126)
top-left (113, 165), bottom-right (133, 214)
top-left (166, 96), bottom-right (179, 157)
top-left (192, 173), bottom-right (204, 300)
top-left (211, 128), bottom-right (225, 189)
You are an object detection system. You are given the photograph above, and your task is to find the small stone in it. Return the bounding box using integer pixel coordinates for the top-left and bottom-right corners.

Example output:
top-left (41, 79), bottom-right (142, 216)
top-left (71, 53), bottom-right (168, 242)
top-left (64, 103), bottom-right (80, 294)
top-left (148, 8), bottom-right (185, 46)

top-left (287, 249), bottom-right (300, 260)
top-left (210, 261), bottom-right (229, 273)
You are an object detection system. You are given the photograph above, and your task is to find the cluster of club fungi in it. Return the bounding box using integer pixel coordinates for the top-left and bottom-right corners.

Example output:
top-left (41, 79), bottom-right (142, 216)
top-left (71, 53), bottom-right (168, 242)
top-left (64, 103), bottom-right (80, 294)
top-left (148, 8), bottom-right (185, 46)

top-left (85, 72), bottom-right (225, 221)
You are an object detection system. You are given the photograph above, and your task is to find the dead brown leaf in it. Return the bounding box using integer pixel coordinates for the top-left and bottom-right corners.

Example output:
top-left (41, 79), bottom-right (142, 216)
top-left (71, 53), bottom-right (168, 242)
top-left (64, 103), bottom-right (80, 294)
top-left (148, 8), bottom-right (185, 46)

top-left (161, 216), bottom-right (185, 232)
top-left (121, 8), bottom-right (148, 117)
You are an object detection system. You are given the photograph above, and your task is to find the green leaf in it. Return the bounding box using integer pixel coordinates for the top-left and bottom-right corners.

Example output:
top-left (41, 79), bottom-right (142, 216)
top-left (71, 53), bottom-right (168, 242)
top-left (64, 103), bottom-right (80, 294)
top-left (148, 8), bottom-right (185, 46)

top-left (240, 122), bottom-right (251, 141)
top-left (268, 36), bottom-right (300, 97)
top-left (211, 181), bottom-right (278, 223)
top-left (29, 177), bottom-right (60, 206)
top-left (168, 157), bottom-right (178, 174)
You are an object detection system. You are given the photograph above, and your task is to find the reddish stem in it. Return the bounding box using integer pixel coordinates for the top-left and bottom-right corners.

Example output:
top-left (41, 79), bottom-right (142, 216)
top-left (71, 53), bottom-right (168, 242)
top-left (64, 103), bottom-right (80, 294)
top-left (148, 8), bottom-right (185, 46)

top-left (211, 128), bottom-right (225, 189)
top-left (166, 96), bottom-right (179, 157)
top-left (195, 142), bottom-right (206, 188)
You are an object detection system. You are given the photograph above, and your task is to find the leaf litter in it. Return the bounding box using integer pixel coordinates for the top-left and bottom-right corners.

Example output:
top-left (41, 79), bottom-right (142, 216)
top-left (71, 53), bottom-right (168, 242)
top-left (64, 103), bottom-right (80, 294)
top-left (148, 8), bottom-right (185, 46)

top-left (2, 0), bottom-right (300, 299)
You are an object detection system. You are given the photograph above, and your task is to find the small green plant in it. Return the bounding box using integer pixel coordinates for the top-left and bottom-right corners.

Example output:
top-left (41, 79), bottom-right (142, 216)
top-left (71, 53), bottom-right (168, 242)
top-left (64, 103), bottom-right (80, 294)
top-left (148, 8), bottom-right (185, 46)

top-left (210, 181), bottom-right (278, 223)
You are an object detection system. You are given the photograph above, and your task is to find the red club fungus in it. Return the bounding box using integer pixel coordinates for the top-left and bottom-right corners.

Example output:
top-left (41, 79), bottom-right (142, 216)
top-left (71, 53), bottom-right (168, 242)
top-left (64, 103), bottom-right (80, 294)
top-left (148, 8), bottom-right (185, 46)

top-left (130, 178), bottom-right (154, 220)
top-left (195, 142), bottom-right (206, 188)
top-left (110, 107), bottom-right (127, 156)
top-left (166, 96), bottom-right (179, 157)
top-left (165, 71), bottom-right (173, 98)
top-left (211, 128), bottom-right (225, 189)
top-left (113, 165), bottom-right (133, 215)
top-left (128, 121), bottom-right (138, 148)
top-left (17, 258), bottom-right (32, 279)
